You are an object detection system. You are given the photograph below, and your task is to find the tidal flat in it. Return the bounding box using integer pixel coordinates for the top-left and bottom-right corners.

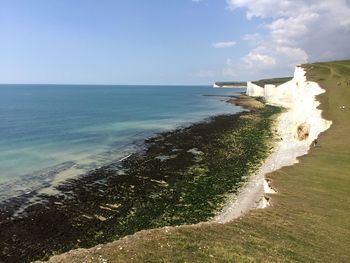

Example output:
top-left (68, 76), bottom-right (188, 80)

top-left (0, 97), bottom-right (281, 262)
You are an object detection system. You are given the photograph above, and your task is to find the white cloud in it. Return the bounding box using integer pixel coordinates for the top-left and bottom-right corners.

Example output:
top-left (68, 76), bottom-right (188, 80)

top-left (192, 0), bottom-right (203, 2)
top-left (223, 46), bottom-right (307, 79)
top-left (242, 52), bottom-right (276, 67)
top-left (224, 0), bottom-right (350, 79)
top-left (227, 0), bottom-right (304, 19)
top-left (212, 41), bottom-right (236, 48)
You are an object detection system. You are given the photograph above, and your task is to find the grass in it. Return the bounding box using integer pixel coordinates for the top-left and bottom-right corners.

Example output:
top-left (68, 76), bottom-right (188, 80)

top-left (41, 60), bottom-right (350, 263)
top-left (252, 77), bottom-right (293, 87)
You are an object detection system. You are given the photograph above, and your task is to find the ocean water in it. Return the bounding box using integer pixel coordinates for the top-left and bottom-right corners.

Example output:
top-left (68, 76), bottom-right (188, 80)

top-left (0, 84), bottom-right (244, 200)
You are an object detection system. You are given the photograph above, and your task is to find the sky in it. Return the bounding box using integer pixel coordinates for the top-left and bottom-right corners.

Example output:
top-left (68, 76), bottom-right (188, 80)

top-left (0, 0), bottom-right (349, 85)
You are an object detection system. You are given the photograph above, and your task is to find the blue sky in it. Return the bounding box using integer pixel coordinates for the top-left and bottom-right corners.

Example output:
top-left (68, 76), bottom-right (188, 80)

top-left (1, 0), bottom-right (349, 84)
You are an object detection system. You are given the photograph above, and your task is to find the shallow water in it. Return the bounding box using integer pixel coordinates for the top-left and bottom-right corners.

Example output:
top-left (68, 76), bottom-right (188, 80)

top-left (0, 84), bottom-right (244, 200)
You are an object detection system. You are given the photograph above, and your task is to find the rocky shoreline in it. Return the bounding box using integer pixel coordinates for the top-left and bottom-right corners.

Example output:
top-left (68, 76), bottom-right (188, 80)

top-left (0, 96), bottom-right (280, 263)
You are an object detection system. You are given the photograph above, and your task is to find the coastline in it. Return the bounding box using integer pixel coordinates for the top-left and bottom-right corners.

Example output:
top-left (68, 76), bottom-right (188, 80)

top-left (0, 85), bottom-right (240, 203)
top-left (1, 97), bottom-right (279, 262)
top-left (3, 66), bottom-right (334, 263)
top-left (28, 61), bottom-right (350, 263)
top-left (30, 66), bottom-right (334, 263)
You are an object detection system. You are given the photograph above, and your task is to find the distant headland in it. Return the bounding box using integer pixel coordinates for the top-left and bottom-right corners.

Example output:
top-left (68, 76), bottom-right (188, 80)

top-left (213, 77), bottom-right (292, 88)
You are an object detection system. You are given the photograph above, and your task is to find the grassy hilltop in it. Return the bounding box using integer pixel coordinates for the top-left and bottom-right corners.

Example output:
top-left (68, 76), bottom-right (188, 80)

top-left (42, 60), bottom-right (350, 263)
top-left (252, 77), bottom-right (293, 87)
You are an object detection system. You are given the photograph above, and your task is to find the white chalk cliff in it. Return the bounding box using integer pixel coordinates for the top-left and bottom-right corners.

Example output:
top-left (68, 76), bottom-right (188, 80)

top-left (246, 81), bottom-right (264, 97)
top-left (216, 66), bottom-right (332, 223)
top-left (247, 66), bottom-right (331, 144)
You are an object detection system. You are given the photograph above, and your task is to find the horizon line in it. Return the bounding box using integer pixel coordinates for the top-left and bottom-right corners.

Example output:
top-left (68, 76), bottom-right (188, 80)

top-left (0, 83), bottom-right (220, 87)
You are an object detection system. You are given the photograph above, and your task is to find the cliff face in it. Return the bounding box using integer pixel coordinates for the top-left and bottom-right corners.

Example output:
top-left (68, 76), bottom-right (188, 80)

top-left (246, 81), bottom-right (264, 97)
top-left (218, 67), bottom-right (332, 223)
top-left (246, 66), bottom-right (331, 144)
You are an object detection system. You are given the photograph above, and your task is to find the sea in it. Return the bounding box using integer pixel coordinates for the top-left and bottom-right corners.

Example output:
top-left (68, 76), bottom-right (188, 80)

top-left (0, 84), bottom-right (245, 201)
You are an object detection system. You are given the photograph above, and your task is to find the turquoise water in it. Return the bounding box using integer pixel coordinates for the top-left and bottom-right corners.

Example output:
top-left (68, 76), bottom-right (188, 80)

top-left (0, 84), bottom-right (244, 199)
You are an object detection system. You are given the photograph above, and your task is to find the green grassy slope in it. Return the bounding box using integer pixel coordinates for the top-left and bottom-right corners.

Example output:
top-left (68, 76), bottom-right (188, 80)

top-left (42, 60), bottom-right (350, 263)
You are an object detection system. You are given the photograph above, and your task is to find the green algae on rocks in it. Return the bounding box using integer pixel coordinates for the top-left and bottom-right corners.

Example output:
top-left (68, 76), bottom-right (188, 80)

top-left (1, 99), bottom-right (281, 263)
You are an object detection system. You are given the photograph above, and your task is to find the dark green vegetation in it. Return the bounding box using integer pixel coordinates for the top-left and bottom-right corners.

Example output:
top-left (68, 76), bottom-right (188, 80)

top-left (252, 77), bottom-right (292, 87)
top-left (214, 81), bottom-right (247, 87)
top-left (42, 60), bottom-right (350, 263)
top-left (0, 100), bottom-right (280, 262)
